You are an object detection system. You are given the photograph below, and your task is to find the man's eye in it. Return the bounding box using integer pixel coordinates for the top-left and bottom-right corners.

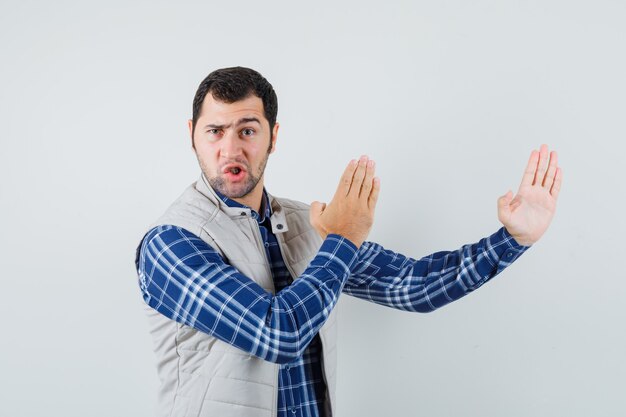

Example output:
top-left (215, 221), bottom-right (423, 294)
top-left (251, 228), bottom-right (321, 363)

top-left (241, 128), bottom-right (255, 137)
top-left (208, 129), bottom-right (220, 135)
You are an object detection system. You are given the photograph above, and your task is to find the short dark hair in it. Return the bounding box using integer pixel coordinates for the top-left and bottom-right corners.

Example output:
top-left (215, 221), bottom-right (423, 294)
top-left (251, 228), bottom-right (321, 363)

top-left (191, 66), bottom-right (278, 138)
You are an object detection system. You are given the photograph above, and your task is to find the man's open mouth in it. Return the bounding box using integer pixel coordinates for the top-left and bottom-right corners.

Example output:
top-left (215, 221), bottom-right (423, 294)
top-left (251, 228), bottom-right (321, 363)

top-left (223, 164), bottom-right (246, 176)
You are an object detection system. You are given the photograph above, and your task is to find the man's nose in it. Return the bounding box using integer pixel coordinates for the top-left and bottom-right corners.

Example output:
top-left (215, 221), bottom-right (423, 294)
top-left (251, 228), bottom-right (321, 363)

top-left (220, 132), bottom-right (243, 159)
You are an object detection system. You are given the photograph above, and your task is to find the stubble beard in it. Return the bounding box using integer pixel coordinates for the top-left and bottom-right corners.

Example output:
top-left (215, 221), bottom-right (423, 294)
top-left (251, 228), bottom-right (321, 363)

top-left (199, 148), bottom-right (271, 199)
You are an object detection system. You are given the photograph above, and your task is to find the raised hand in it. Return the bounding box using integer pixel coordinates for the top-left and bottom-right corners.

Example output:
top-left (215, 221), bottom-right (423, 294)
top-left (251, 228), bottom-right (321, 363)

top-left (310, 156), bottom-right (380, 248)
top-left (498, 144), bottom-right (563, 246)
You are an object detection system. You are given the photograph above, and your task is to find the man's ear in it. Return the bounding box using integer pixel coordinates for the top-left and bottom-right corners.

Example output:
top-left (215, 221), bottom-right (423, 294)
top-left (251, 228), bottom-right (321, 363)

top-left (188, 119), bottom-right (195, 150)
top-left (270, 122), bottom-right (279, 154)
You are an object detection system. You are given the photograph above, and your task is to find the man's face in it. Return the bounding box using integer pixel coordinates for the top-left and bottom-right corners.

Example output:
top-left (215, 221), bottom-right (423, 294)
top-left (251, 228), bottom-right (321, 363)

top-left (189, 94), bottom-right (278, 203)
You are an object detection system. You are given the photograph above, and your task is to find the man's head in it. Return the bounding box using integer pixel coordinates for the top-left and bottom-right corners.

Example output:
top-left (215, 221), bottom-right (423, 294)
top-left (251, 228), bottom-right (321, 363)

top-left (188, 67), bottom-right (279, 209)
top-left (190, 67), bottom-right (278, 140)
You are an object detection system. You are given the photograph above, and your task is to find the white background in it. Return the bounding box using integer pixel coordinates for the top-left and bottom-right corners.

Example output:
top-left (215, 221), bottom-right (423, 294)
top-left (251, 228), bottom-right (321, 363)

top-left (1, 0), bottom-right (625, 416)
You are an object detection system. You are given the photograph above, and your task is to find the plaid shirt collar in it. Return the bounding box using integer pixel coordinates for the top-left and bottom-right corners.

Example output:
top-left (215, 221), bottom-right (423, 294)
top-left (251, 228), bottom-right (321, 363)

top-left (212, 186), bottom-right (272, 224)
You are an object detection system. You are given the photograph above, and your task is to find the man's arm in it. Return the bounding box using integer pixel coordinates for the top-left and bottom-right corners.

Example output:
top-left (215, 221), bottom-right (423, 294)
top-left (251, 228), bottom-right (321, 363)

top-left (312, 145), bottom-right (562, 312)
top-left (343, 227), bottom-right (527, 311)
top-left (136, 157), bottom-right (379, 364)
top-left (137, 227), bottom-right (357, 364)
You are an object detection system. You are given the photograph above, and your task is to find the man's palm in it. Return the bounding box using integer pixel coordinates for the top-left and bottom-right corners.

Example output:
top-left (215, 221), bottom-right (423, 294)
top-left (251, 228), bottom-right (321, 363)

top-left (498, 145), bottom-right (562, 246)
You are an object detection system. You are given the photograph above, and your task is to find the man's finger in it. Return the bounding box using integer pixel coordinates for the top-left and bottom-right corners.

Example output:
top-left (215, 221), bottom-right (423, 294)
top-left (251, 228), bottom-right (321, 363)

top-left (334, 159), bottom-right (358, 199)
top-left (309, 201), bottom-right (327, 238)
top-left (542, 151), bottom-right (558, 189)
top-left (520, 149), bottom-right (539, 188)
top-left (359, 159), bottom-right (375, 199)
top-left (550, 167), bottom-right (563, 200)
top-left (368, 177), bottom-right (381, 211)
top-left (497, 191), bottom-right (513, 224)
top-left (348, 156), bottom-right (368, 198)
top-left (309, 201), bottom-right (326, 221)
top-left (533, 144), bottom-right (549, 185)
top-left (498, 190), bottom-right (513, 210)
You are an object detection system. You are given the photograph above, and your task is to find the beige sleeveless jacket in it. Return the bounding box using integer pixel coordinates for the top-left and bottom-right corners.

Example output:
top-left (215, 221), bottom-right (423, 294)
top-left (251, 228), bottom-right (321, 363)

top-left (141, 175), bottom-right (338, 417)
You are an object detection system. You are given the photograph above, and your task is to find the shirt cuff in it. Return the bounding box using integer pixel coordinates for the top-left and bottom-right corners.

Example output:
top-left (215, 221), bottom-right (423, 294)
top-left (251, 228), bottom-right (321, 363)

top-left (487, 227), bottom-right (530, 268)
top-left (320, 234), bottom-right (360, 271)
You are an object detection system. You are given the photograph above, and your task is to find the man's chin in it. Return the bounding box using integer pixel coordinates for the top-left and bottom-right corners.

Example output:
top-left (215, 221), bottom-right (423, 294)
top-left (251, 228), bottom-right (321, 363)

top-left (213, 182), bottom-right (255, 199)
top-left (222, 189), bottom-right (250, 199)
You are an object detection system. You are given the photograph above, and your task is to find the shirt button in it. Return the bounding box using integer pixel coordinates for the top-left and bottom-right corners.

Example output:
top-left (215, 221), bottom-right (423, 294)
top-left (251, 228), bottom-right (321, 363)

top-left (291, 407), bottom-right (297, 414)
top-left (285, 364), bottom-right (291, 370)
top-left (264, 242), bottom-right (270, 248)
top-left (276, 224), bottom-right (284, 230)
top-left (240, 211), bottom-right (246, 216)
top-left (507, 253), bottom-right (513, 258)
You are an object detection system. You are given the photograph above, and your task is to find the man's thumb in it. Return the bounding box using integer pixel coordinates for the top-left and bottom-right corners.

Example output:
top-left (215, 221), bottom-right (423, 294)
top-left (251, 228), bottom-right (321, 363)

top-left (498, 191), bottom-right (513, 210)
top-left (309, 201), bottom-right (326, 220)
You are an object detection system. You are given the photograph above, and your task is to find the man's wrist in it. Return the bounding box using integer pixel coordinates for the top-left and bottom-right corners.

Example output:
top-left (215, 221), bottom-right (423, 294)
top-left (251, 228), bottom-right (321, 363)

top-left (337, 234), bottom-right (363, 249)
top-left (504, 228), bottom-right (534, 247)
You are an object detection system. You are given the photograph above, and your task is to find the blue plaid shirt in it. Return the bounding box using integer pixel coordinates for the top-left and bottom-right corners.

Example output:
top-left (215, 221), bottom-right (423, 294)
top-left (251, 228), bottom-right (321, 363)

top-left (137, 190), bottom-right (528, 417)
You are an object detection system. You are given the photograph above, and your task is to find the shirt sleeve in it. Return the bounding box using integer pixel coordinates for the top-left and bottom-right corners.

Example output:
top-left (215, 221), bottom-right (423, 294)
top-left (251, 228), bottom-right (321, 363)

top-left (343, 227), bottom-right (529, 312)
top-left (136, 225), bottom-right (358, 364)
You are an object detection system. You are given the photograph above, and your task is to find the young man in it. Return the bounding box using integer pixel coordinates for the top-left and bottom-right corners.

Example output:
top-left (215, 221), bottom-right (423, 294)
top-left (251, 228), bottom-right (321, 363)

top-left (135, 67), bottom-right (561, 417)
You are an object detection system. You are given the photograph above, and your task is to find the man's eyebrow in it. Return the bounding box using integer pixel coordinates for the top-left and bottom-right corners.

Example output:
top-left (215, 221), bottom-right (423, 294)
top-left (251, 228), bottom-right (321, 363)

top-left (204, 123), bottom-right (230, 129)
top-left (236, 117), bottom-right (261, 126)
top-left (203, 117), bottom-right (261, 130)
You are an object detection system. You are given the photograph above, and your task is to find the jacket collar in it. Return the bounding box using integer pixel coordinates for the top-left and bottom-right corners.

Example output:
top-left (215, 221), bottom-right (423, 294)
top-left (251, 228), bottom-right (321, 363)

top-left (194, 174), bottom-right (289, 234)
